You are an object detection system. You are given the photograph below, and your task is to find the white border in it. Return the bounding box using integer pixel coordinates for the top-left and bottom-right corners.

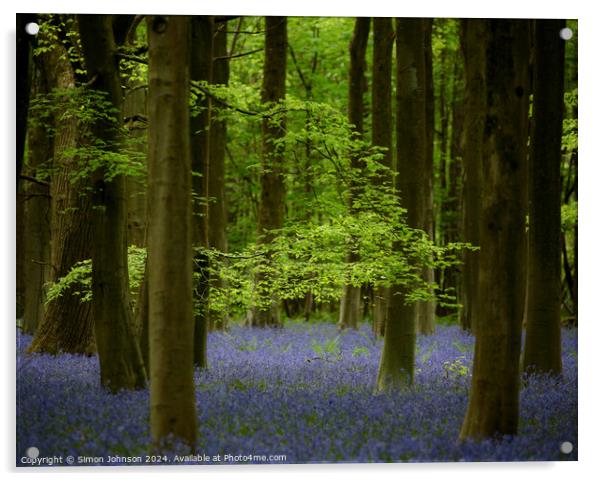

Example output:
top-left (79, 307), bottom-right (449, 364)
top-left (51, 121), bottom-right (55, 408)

top-left (2, 1), bottom-right (599, 480)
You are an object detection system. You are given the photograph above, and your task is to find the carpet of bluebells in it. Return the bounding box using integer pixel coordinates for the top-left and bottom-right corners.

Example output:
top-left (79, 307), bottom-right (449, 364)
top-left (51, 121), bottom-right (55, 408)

top-left (16, 322), bottom-right (577, 465)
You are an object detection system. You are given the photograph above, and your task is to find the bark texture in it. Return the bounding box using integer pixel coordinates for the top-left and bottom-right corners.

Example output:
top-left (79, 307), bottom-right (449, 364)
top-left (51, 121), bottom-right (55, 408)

top-left (22, 64), bottom-right (52, 334)
top-left (190, 15), bottom-right (213, 366)
top-left (78, 14), bottom-right (147, 392)
top-left (460, 20), bottom-right (530, 441)
top-left (208, 22), bottom-right (230, 331)
top-left (124, 85), bottom-right (148, 248)
top-left (370, 17), bottom-right (393, 336)
top-left (417, 18), bottom-right (436, 335)
top-left (249, 16), bottom-right (288, 328)
top-left (377, 18), bottom-right (426, 390)
top-left (459, 19), bottom-right (486, 332)
top-left (339, 17), bottom-right (370, 331)
top-left (29, 41), bottom-right (95, 355)
top-left (523, 20), bottom-right (565, 376)
top-left (147, 15), bottom-right (197, 450)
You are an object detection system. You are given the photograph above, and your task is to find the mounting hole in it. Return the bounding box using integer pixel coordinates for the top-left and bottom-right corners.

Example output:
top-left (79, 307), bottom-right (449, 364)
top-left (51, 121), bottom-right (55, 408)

top-left (25, 22), bottom-right (39, 35)
top-left (559, 27), bottom-right (573, 41)
top-left (560, 441), bottom-right (573, 454)
top-left (26, 446), bottom-right (39, 459)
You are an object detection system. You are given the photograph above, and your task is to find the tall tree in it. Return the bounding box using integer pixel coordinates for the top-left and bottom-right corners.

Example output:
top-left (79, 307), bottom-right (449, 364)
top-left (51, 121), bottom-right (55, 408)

top-left (147, 15), bottom-right (197, 450)
top-left (458, 19), bottom-right (486, 332)
top-left (370, 17), bottom-right (392, 336)
top-left (29, 34), bottom-right (95, 355)
top-left (123, 86), bottom-right (148, 248)
top-left (16, 14), bottom-right (36, 322)
top-left (248, 16), bottom-right (288, 328)
top-left (78, 14), bottom-right (147, 392)
top-left (339, 17), bottom-right (370, 331)
top-left (377, 18), bottom-right (426, 391)
top-left (460, 19), bottom-right (530, 441)
top-left (417, 19), bottom-right (436, 335)
top-left (523, 20), bottom-right (565, 376)
top-left (438, 48), bottom-right (464, 319)
top-left (190, 15), bottom-right (214, 367)
top-left (208, 20), bottom-right (230, 331)
top-left (21, 62), bottom-right (52, 335)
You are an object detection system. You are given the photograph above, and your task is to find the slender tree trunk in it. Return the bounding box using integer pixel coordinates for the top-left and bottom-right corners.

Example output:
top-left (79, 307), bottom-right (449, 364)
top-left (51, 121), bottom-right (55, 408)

top-left (208, 22), bottom-right (230, 331)
top-left (16, 15), bottom-right (36, 308)
top-left (459, 19), bottom-right (486, 332)
top-left (249, 16), bottom-right (288, 328)
top-left (377, 18), bottom-right (426, 391)
top-left (17, 182), bottom-right (26, 322)
top-left (417, 19), bottom-right (437, 335)
top-left (147, 14), bottom-right (196, 450)
top-left (124, 84), bottom-right (148, 248)
top-left (22, 66), bottom-right (52, 334)
top-left (78, 14), bottom-right (146, 392)
top-left (437, 44), bottom-right (449, 213)
top-left (135, 261), bottom-right (150, 374)
top-left (371, 17), bottom-right (393, 336)
top-left (438, 49), bottom-right (464, 319)
top-left (338, 17), bottom-right (370, 331)
top-left (28, 42), bottom-right (96, 355)
top-left (523, 20), bottom-right (565, 375)
top-left (190, 15), bottom-right (214, 366)
top-left (459, 19), bottom-right (530, 441)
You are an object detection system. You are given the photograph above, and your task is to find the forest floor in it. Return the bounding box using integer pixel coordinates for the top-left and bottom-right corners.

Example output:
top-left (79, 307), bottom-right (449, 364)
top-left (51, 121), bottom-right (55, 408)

top-left (16, 322), bottom-right (577, 465)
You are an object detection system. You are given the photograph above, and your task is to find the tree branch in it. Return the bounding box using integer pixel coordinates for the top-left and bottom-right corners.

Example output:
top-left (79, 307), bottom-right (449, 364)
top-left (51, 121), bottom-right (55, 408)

top-left (20, 174), bottom-right (49, 187)
top-left (214, 47), bottom-right (263, 62)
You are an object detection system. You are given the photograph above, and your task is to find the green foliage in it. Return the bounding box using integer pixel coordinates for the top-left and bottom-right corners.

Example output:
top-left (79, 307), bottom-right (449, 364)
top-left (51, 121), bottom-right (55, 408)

top-left (29, 87), bottom-right (146, 185)
top-left (562, 89), bottom-right (578, 153)
top-left (443, 356), bottom-right (469, 379)
top-left (37, 17), bottom-right (473, 325)
top-left (561, 200), bottom-right (578, 232)
top-left (45, 246), bottom-right (147, 305)
top-left (351, 346), bottom-right (370, 358)
top-left (46, 259), bottom-right (93, 304)
top-left (188, 78), bottom-right (472, 317)
top-left (311, 335), bottom-right (342, 360)
top-left (33, 15), bottom-right (86, 77)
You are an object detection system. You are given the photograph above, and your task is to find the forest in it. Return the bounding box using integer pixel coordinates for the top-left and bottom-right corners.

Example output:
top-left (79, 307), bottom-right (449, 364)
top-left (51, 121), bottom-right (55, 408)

top-left (15, 13), bottom-right (578, 465)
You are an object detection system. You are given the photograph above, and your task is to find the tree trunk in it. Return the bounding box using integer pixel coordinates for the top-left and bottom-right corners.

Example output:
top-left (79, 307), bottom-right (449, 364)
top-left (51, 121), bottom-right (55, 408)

top-left (249, 16), bottom-right (288, 328)
top-left (124, 84), bottom-right (148, 248)
top-left (458, 19), bottom-right (486, 332)
top-left (370, 17), bottom-right (393, 336)
top-left (147, 14), bottom-right (197, 450)
top-left (78, 14), bottom-right (147, 392)
top-left (523, 20), bottom-right (565, 376)
top-left (28, 41), bottom-right (95, 355)
top-left (135, 262), bottom-right (150, 374)
top-left (16, 181), bottom-right (26, 322)
top-left (208, 21), bottom-right (230, 331)
top-left (438, 48), bottom-right (464, 319)
top-left (377, 18), bottom-right (426, 390)
top-left (417, 19), bottom-right (437, 335)
top-left (459, 19), bottom-right (530, 441)
top-left (338, 17), bottom-right (370, 331)
top-left (22, 65), bottom-right (52, 334)
top-left (190, 15), bottom-right (213, 366)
